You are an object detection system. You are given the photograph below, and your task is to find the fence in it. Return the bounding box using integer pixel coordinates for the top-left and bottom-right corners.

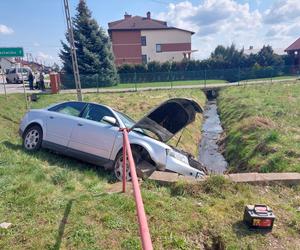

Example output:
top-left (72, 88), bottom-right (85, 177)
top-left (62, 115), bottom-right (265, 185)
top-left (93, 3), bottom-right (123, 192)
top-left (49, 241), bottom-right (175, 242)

top-left (59, 65), bottom-right (300, 90)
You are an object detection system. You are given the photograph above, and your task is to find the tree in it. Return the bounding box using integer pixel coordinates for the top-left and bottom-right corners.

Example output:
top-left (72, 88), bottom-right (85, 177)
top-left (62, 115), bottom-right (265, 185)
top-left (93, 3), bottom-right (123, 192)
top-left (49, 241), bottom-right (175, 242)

top-left (256, 45), bottom-right (283, 67)
top-left (60, 0), bottom-right (118, 85)
top-left (210, 44), bottom-right (244, 68)
top-left (51, 62), bottom-right (60, 72)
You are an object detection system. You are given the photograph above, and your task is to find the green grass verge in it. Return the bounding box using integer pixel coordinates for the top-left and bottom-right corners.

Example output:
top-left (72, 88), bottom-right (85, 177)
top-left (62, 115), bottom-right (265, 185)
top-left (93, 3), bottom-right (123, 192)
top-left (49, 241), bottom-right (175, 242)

top-left (81, 79), bottom-right (228, 90)
top-left (0, 89), bottom-right (299, 249)
top-left (218, 82), bottom-right (300, 173)
top-left (240, 75), bottom-right (298, 83)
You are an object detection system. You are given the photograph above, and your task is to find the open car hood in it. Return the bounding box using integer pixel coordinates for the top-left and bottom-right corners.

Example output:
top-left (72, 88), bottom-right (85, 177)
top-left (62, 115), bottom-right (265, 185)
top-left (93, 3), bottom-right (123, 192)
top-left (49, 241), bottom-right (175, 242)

top-left (131, 98), bottom-right (203, 142)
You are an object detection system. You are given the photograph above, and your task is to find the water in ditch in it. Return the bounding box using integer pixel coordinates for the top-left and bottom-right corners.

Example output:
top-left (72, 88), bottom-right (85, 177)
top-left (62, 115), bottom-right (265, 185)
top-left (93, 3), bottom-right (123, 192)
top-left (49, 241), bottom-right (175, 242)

top-left (198, 99), bottom-right (228, 173)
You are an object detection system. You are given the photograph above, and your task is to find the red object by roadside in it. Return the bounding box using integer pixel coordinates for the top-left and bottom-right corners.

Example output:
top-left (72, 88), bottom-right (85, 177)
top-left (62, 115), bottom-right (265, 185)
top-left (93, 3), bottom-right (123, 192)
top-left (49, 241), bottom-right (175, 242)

top-left (49, 73), bottom-right (60, 94)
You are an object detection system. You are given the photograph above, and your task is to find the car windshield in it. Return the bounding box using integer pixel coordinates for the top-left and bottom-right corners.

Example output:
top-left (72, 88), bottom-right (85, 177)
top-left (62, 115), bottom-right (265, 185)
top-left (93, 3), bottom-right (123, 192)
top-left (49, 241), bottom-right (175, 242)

top-left (114, 110), bottom-right (135, 128)
top-left (114, 110), bottom-right (156, 138)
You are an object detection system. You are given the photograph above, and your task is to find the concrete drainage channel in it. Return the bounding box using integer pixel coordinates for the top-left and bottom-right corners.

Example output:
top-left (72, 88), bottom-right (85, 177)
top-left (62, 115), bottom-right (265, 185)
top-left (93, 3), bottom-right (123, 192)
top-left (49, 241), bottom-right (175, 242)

top-left (198, 91), bottom-right (228, 174)
top-left (149, 89), bottom-right (300, 185)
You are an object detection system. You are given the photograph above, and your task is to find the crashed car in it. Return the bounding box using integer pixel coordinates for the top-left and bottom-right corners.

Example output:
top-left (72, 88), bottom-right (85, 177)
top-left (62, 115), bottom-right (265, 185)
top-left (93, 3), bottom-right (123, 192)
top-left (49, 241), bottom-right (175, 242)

top-left (19, 98), bottom-right (207, 180)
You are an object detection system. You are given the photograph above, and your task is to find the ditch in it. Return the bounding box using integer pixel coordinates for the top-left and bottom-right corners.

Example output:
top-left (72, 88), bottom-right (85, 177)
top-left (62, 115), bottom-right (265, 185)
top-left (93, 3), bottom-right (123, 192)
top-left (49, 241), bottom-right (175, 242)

top-left (198, 92), bottom-right (228, 173)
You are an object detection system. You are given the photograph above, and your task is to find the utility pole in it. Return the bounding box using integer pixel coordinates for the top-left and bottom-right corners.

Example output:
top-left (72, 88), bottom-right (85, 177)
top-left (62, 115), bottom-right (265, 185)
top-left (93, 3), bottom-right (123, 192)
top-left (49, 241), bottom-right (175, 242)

top-left (63, 0), bottom-right (82, 101)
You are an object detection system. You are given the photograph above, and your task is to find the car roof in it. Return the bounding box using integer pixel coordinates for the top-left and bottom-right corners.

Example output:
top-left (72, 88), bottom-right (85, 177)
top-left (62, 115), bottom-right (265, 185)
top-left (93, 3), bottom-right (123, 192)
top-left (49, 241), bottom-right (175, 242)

top-left (50, 100), bottom-right (113, 110)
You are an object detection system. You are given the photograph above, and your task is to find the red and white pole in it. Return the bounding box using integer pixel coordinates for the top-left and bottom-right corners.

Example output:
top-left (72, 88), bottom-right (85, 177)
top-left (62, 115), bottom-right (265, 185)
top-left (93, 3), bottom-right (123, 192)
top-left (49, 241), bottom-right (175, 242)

top-left (122, 128), bottom-right (153, 250)
top-left (122, 131), bottom-right (127, 193)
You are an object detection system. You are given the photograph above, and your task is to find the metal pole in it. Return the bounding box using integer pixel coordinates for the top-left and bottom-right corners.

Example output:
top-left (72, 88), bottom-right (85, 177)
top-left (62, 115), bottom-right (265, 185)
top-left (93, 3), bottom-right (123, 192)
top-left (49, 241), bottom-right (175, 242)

top-left (20, 58), bottom-right (28, 109)
top-left (63, 0), bottom-right (82, 101)
top-left (204, 69), bottom-right (207, 88)
top-left (1, 70), bottom-right (7, 98)
top-left (134, 72), bottom-right (137, 91)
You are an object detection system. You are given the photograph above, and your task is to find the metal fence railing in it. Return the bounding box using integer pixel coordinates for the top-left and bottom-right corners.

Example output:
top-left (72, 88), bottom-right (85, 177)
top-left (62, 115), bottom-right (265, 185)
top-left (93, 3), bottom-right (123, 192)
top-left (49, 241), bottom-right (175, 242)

top-left (59, 65), bottom-right (300, 91)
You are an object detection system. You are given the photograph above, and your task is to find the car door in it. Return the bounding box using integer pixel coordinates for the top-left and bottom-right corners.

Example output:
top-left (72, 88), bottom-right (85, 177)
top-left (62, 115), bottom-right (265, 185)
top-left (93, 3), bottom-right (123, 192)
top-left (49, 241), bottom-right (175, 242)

top-left (68, 103), bottom-right (119, 161)
top-left (45, 102), bottom-right (86, 147)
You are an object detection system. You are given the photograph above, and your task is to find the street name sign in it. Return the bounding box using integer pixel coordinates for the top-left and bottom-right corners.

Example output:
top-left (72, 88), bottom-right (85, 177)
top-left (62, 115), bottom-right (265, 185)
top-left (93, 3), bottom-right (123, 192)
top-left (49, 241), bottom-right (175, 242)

top-left (0, 47), bottom-right (24, 58)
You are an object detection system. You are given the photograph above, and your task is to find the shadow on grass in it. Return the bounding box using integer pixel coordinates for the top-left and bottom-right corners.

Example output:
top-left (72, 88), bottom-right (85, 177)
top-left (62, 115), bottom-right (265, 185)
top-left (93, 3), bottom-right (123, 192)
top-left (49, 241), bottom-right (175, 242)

top-left (232, 221), bottom-right (271, 238)
top-left (2, 141), bottom-right (116, 183)
top-left (0, 114), bottom-right (19, 124)
top-left (52, 199), bottom-right (73, 250)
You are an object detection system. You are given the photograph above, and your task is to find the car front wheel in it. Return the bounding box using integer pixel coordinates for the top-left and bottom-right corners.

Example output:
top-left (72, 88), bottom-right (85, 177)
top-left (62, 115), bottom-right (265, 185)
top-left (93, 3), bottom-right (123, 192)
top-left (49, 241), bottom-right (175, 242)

top-left (114, 150), bottom-right (141, 181)
top-left (23, 125), bottom-right (43, 151)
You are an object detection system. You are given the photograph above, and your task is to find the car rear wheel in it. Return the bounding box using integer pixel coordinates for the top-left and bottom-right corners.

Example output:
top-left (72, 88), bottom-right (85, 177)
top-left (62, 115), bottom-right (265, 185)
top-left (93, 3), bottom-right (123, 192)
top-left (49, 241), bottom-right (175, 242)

top-left (114, 150), bottom-right (141, 181)
top-left (23, 125), bottom-right (43, 151)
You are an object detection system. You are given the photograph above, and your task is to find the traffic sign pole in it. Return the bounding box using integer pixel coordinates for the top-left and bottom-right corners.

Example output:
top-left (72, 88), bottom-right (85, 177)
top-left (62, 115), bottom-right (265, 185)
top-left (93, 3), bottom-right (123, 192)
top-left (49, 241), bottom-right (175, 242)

top-left (1, 73), bottom-right (7, 98)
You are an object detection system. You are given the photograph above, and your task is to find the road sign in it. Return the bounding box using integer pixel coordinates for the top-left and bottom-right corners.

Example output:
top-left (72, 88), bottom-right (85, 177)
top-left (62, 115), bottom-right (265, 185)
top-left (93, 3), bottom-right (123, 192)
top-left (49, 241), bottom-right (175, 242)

top-left (0, 47), bottom-right (24, 58)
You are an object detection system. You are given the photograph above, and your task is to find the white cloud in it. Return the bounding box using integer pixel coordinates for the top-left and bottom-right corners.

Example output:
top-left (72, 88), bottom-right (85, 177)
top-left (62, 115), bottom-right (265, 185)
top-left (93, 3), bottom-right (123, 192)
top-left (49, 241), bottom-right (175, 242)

top-left (0, 24), bottom-right (14, 35)
top-left (264, 0), bottom-right (300, 24)
top-left (264, 0), bottom-right (300, 43)
top-left (36, 51), bottom-right (57, 65)
top-left (156, 0), bottom-right (263, 58)
top-left (33, 42), bottom-right (40, 47)
top-left (155, 0), bottom-right (300, 59)
top-left (37, 51), bottom-right (54, 60)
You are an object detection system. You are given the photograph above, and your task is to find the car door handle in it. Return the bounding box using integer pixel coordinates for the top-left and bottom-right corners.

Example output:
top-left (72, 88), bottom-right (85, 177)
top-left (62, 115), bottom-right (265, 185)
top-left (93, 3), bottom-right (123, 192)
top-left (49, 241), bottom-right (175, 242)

top-left (49, 116), bottom-right (54, 119)
top-left (77, 123), bottom-right (83, 126)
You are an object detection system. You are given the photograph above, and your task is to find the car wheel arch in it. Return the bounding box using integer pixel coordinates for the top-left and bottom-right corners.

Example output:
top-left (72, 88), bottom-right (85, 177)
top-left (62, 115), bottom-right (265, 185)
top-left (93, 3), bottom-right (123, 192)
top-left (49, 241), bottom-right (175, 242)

top-left (114, 143), bottom-right (156, 167)
top-left (23, 122), bottom-right (43, 139)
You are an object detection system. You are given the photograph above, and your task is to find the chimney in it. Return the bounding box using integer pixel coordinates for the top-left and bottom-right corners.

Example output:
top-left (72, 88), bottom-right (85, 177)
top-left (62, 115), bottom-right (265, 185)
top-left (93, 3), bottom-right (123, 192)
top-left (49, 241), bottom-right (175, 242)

top-left (124, 12), bottom-right (131, 19)
top-left (147, 11), bottom-right (151, 19)
top-left (249, 46), bottom-right (253, 50)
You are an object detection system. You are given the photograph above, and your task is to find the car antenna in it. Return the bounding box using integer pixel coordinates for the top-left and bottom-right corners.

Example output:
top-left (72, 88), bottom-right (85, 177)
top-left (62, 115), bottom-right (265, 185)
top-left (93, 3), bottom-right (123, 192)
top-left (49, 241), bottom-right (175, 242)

top-left (175, 128), bottom-right (186, 147)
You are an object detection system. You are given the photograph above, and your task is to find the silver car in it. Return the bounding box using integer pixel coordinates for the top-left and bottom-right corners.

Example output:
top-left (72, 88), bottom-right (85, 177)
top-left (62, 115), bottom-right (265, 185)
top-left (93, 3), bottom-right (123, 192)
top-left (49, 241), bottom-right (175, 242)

top-left (19, 98), bottom-right (206, 180)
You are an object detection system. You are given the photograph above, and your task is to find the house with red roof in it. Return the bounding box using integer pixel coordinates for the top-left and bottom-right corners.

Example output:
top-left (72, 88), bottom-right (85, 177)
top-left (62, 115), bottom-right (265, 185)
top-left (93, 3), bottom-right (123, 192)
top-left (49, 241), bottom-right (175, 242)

top-left (108, 12), bottom-right (196, 65)
top-left (285, 37), bottom-right (300, 68)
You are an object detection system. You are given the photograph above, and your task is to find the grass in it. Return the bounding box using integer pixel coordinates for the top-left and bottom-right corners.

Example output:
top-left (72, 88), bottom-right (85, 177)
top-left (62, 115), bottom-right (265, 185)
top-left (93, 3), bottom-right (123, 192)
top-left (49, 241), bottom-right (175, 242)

top-left (240, 75), bottom-right (298, 83)
top-left (218, 82), bottom-right (300, 173)
top-left (0, 89), bottom-right (300, 249)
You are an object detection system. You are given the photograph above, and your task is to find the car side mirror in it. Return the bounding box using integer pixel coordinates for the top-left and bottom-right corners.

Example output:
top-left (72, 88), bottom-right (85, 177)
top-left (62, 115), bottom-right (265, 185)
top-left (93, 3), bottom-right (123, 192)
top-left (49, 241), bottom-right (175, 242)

top-left (102, 116), bottom-right (117, 126)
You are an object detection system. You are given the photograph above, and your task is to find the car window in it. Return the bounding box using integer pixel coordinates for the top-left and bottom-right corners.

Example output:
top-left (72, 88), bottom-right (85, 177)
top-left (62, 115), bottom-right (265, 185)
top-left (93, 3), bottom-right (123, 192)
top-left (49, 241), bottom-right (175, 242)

top-left (114, 110), bottom-right (135, 128)
top-left (10, 69), bottom-right (16, 74)
top-left (48, 102), bottom-right (86, 117)
top-left (81, 104), bottom-right (114, 123)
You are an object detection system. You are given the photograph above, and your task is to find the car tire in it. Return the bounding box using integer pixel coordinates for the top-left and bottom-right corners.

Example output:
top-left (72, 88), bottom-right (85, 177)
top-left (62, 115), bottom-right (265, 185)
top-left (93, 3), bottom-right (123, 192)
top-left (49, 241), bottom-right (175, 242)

top-left (113, 149), bottom-right (141, 181)
top-left (22, 125), bottom-right (43, 151)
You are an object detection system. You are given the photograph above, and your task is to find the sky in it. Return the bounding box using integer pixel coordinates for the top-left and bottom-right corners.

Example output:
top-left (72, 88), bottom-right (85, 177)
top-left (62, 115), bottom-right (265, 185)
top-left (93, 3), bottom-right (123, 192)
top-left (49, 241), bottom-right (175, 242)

top-left (0, 0), bottom-right (299, 65)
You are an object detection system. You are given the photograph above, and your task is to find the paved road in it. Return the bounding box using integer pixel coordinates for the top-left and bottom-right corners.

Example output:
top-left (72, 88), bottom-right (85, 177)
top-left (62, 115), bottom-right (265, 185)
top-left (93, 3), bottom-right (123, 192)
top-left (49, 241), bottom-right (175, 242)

top-left (0, 78), bottom-right (298, 95)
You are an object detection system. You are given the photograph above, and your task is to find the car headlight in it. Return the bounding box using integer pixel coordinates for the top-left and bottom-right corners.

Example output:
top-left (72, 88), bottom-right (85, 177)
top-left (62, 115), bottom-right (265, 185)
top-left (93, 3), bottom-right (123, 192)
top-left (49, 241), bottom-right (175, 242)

top-left (166, 149), bottom-right (189, 164)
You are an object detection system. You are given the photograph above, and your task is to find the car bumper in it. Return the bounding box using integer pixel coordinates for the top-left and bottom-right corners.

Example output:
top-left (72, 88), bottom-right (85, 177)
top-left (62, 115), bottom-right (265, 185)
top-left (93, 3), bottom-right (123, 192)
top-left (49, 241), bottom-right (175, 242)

top-left (165, 155), bottom-right (205, 179)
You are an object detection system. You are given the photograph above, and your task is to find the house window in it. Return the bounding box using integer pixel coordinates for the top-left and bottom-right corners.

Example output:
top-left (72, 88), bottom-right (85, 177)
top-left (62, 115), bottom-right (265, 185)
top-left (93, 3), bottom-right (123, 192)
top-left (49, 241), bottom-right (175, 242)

top-left (156, 44), bottom-right (162, 53)
top-left (142, 55), bottom-right (147, 64)
top-left (141, 36), bottom-right (146, 46)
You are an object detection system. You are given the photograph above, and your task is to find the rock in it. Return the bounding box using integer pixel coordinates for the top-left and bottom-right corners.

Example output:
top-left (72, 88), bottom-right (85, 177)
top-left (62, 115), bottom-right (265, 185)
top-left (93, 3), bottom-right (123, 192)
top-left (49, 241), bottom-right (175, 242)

top-left (196, 202), bottom-right (202, 207)
top-left (296, 207), bottom-right (300, 212)
top-left (0, 222), bottom-right (12, 229)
